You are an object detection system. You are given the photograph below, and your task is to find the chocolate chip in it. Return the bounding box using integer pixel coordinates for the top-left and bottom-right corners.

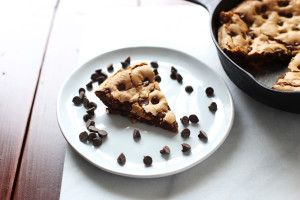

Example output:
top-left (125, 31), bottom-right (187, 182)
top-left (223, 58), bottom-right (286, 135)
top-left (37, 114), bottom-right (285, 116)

top-left (92, 138), bottom-right (102, 147)
top-left (248, 47), bottom-right (253, 53)
top-left (86, 119), bottom-right (95, 129)
top-left (226, 30), bottom-right (236, 37)
top-left (157, 111), bottom-right (166, 119)
top-left (180, 116), bottom-right (189, 126)
top-left (176, 73), bottom-right (183, 83)
top-left (101, 88), bottom-right (110, 94)
top-left (79, 131), bottom-right (88, 142)
top-left (262, 14), bottom-right (268, 19)
top-left (97, 76), bottom-right (106, 84)
top-left (124, 56), bottom-right (131, 64)
top-left (143, 78), bottom-right (149, 86)
top-left (189, 114), bottom-right (199, 123)
top-left (79, 88), bottom-right (86, 94)
top-left (91, 73), bottom-right (100, 82)
top-left (181, 143), bottom-right (191, 152)
top-left (150, 61), bottom-right (158, 68)
top-left (95, 69), bottom-right (102, 75)
top-left (86, 80), bottom-right (93, 90)
top-left (155, 75), bottom-right (161, 82)
top-left (295, 42), bottom-right (299, 46)
top-left (279, 12), bottom-right (293, 18)
top-left (143, 156), bottom-right (152, 166)
top-left (83, 114), bottom-right (91, 122)
top-left (160, 146), bottom-right (170, 155)
top-left (133, 129), bottom-right (141, 139)
top-left (117, 153), bottom-right (126, 165)
top-left (107, 64), bottom-right (114, 72)
top-left (99, 71), bottom-right (108, 78)
top-left (72, 96), bottom-right (82, 105)
top-left (285, 44), bottom-right (294, 51)
top-left (185, 86), bottom-right (193, 93)
top-left (181, 128), bottom-right (190, 138)
top-left (198, 130), bottom-right (208, 140)
top-left (205, 87), bottom-right (214, 96)
top-left (275, 48), bottom-right (284, 54)
top-left (88, 126), bottom-right (98, 133)
top-left (118, 84), bottom-right (126, 91)
top-left (248, 33), bottom-right (255, 39)
top-left (209, 102), bottom-right (218, 112)
top-left (121, 62), bottom-right (129, 69)
top-left (239, 13), bottom-right (246, 20)
top-left (88, 132), bottom-right (97, 141)
top-left (151, 97), bottom-right (159, 105)
top-left (83, 97), bottom-right (90, 108)
top-left (139, 99), bottom-right (149, 106)
top-left (98, 130), bottom-right (108, 138)
top-left (87, 107), bottom-right (95, 116)
top-left (88, 102), bottom-right (97, 109)
top-left (277, 20), bottom-right (283, 26)
top-left (170, 72), bottom-right (177, 80)
top-left (171, 66), bottom-right (177, 73)
top-left (121, 101), bottom-right (132, 112)
top-left (153, 69), bottom-right (158, 75)
top-left (278, 0), bottom-right (289, 7)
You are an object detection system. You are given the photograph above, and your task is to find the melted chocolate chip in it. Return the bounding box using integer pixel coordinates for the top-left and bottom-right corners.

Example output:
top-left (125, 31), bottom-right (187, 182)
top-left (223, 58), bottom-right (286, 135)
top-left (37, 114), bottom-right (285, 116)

top-left (239, 13), bottom-right (246, 21)
top-left (248, 33), bottom-right (256, 39)
top-left (160, 146), bottom-right (170, 155)
top-left (143, 78), bottom-right (149, 86)
top-left (226, 30), bottom-right (236, 37)
top-left (278, 0), bottom-right (289, 7)
top-left (117, 153), bottom-right (126, 165)
top-left (277, 20), bottom-right (283, 26)
top-left (121, 101), bottom-right (132, 112)
top-left (248, 47), bottom-right (253, 53)
top-left (180, 116), bottom-right (189, 126)
top-left (275, 48), bottom-right (284, 54)
top-left (101, 88), bottom-right (110, 94)
top-left (294, 42), bottom-right (299, 46)
top-left (279, 12), bottom-right (293, 18)
top-left (118, 84), bottom-right (126, 91)
top-left (139, 99), bottom-right (149, 107)
top-left (285, 44), bottom-right (294, 51)
top-left (143, 156), bottom-right (153, 166)
top-left (157, 111), bottom-right (166, 119)
top-left (151, 97), bottom-right (159, 105)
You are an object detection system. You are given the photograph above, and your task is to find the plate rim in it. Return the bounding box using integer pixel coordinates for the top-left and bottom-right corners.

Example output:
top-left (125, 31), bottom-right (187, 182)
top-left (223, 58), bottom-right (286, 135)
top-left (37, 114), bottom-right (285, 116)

top-left (57, 46), bottom-right (235, 178)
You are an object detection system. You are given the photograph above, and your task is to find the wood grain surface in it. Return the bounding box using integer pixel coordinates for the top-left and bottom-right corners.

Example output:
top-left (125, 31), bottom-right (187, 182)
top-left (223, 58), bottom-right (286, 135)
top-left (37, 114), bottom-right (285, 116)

top-left (0, 0), bottom-right (58, 199)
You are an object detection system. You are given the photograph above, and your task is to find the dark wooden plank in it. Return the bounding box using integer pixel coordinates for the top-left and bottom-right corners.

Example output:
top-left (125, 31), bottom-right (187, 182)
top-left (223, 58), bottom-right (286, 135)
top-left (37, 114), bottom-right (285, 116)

top-left (12, 0), bottom-right (85, 199)
top-left (0, 1), bottom-right (58, 199)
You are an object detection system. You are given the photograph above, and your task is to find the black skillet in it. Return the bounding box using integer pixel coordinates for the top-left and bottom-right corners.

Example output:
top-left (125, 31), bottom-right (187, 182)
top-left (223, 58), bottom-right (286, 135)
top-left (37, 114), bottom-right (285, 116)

top-left (185, 0), bottom-right (300, 113)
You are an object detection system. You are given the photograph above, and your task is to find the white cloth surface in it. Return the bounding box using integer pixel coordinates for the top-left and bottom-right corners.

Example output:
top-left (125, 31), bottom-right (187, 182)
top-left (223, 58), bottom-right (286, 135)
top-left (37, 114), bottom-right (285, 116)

top-left (60, 6), bottom-right (300, 200)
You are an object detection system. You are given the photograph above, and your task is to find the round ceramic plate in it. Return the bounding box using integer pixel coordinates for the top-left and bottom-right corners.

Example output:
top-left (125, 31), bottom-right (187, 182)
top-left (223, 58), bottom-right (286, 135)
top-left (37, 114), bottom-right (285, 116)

top-left (57, 46), bottom-right (234, 178)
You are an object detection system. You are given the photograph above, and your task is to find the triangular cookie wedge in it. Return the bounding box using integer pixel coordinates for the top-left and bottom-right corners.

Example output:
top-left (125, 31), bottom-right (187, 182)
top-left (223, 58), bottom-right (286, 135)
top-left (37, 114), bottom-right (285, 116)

top-left (95, 62), bottom-right (178, 133)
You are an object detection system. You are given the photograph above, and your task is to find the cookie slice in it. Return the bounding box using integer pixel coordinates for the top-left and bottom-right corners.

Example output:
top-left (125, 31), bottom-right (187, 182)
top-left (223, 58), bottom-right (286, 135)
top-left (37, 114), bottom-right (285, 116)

top-left (95, 62), bottom-right (178, 133)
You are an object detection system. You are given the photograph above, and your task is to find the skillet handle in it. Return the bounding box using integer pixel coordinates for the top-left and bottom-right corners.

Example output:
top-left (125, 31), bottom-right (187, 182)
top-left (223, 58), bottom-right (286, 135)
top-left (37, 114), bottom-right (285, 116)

top-left (185, 0), bottom-right (221, 14)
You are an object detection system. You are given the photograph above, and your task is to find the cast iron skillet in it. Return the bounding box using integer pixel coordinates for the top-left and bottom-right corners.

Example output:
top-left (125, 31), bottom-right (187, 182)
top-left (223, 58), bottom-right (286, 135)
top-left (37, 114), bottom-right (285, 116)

top-left (185, 0), bottom-right (300, 113)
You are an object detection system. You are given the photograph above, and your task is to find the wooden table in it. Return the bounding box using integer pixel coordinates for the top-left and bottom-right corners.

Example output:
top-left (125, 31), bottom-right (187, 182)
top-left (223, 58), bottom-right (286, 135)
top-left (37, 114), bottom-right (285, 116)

top-left (0, 0), bottom-right (194, 199)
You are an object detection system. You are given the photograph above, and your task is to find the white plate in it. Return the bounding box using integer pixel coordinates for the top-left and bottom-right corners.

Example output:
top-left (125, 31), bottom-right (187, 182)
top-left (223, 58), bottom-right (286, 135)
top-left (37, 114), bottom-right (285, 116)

top-left (57, 46), bottom-right (234, 178)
